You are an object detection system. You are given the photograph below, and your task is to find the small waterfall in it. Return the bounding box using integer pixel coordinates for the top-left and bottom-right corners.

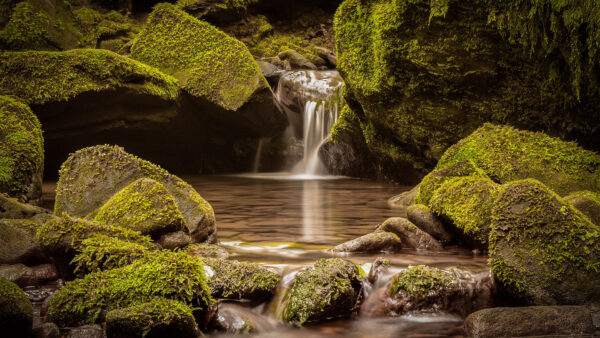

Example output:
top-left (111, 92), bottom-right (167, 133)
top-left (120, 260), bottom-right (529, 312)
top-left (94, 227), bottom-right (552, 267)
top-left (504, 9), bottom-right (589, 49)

top-left (275, 70), bottom-right (344, 176)
top-left (253, 138), bottom-right (266, 173)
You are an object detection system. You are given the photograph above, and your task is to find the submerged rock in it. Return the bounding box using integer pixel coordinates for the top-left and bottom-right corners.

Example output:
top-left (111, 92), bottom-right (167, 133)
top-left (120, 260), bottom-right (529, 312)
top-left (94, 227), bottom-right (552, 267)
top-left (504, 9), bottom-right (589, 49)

top-left (564, 191), bottom-right (600, 225)
top-left (406, 204), bottom-right (453, 244)
top-left (489, 179), bottom-right (600, 305)
top-left (0, 278), bottom-right (33, 337)
top-left (0, 219), bottom-right (46, 265)
top-left (203, 258), bottom-right (280, 301)
top-left (377, 217), bottom-right (442, 250)
top-left (54, 145), bottom-right (216, 243)
top-left (284, 258), bottom-right (362, 324)
top-left (330, 232), bottom-right (402, 253)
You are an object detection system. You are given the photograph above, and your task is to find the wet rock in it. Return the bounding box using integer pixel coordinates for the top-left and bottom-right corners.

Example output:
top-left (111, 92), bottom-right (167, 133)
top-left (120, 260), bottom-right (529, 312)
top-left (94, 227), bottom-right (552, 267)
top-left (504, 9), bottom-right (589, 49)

top-left (0, 278), bottom-right (33, 337)
top-left (383, 265), bottom-right (495, 317)
top-left (67, 325), bottom-right (105, 338)
top-left (278, 49), bottom-right (317, 70)
top-left (184, 243), bottom-right (229, 258)
top-left (331, 232), bottom-right (402, 253)
top-left (0, 264), bottom-right (59, 288)
top-left (314, 47), bottom-right (337, 68)
top-left (564, 191), bottom-right (600, 225)
top-left (257, 60), bottom-right (283, 86)
top-left (489, 179), bottom-right (600, 305)
top-left (388, 186), bottom-right (419, 210)
top-left (0, 194), bottom-right (50, 220)
top-left (106, 298), bottom-right (199, 338)
top-left (377, 218), bottom-right (442, 250)
top-left (203, 258), bottom-right (280, 301)
top-left (0, 219), bottom-right (46, 265)
top-left (464, 306), bottom-right (596, 337)
top-left (32, 322), bottom-right (60, 338)
top-left (284, 258), bottom-right (363, 324)
top-left (368, 257), bottom-right (390, 284)
top-left (54, 145), bottom-right (216, 243)
top-left (406, 204), bottom-right (453, 244)
top-left (157, 231), bottom-right (193, 250)
top-left (212, 303), bottom-right (276, 334)
top-left (0, 97), bottom-right (44, 203)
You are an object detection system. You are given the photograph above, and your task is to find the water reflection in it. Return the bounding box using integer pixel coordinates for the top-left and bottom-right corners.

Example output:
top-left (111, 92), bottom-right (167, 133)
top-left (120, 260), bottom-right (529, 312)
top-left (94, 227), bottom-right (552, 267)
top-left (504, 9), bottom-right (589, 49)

top-left (302, 180), bottom-right (323, 241)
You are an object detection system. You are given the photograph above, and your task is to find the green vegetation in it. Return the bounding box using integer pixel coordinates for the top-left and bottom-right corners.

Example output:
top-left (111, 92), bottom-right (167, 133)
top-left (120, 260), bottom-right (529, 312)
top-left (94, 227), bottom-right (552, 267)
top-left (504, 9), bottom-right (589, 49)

top-left (0, 96), bottom-right (43, 202)
top-left (74, 7), bottom-right (136, 49)
top-left (0, 278), bottom-right (32, 336)
top-left (203, 258), bottom-right (280, 300)
top-left (564, 191), bottom-right (600, 225)
top-left (415, 160), bottom-right (488, 205)
top-left (389, 265), bottom-right (452, 296)
top-left (184, 243), bottom-right (229, 258)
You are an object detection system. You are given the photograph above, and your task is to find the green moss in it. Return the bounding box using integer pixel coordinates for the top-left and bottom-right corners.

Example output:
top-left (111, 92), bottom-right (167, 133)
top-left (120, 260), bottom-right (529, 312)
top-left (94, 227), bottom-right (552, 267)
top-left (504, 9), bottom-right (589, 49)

top-left (284, 258), bottom-right (361, 324)
top-left (46, 250), bottom-right (214, 326)
top-left (0, 49), bottom-right (178, 105)
top-left (130, 3), bottom-right (267, 110)
top-left (331, 103), bottom-right (359, 144)
top-left (564, 190), bottom-right (600, 225)
top-left (0, 96), bottom-right (43, 202)
top-left (0, 278), bottom-right (33, 335)
top-left (429, 176), bottom-right (500, 244)
top-left (249, 33), bottom-right (311, 59)
top-left (74, 8), bottom-right (136, 48)
top-left (415, 160), bottom-right (488, 205)
top-left (93, 178), bottom-right (185, 237)
top-left (184, 243), bottom-right (229, 258)
top-left (203, 258), bottom-right (280, 300)
top-left (389, 265), bottom-right (452, 296)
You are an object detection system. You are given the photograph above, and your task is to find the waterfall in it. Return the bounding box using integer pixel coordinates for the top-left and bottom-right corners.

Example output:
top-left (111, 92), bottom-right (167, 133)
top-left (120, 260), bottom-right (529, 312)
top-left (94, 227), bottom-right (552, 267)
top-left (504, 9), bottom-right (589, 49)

top-left (275, 70), bottom-right (344, 176)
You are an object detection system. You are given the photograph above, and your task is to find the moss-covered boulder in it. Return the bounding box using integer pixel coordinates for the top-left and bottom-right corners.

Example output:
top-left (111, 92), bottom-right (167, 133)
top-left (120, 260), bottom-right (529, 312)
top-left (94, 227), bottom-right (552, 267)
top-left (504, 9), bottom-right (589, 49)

top-left (489, 179), bottom-right (600, 305)
top-left (94, 178), bottom-right (185, 239)
top-left (0, 219), bottom-right (46, 265)
top-left (203, 258), bottom-right (280, 301)
top-left (0, 278), bottom-right (33, 337)
top-left (283, 258), bottom-right (362, 324)
top-left (564, 191), bottom-right (600, 225)
top-left (0, 96), bottom-right (43, 203)
top-left (176, 0), bottom-right (256, 24)
top-left (376, 217), bottom-right (442, 250)
top-left (330, 231), bottom-right (403, 253)
top-left (130, 3), bottom-right (285, 137)
top-left (46, 250), bottom-right (214, 327)
top-left (406, 204), bottom-right (453, 244)
top-left (74, 8), bottom-right (138, 51)
top-left (105, 298), bottom-right (199, 338)
top-left (54, 145), bottom-right (216, 243)
top-left (334, 0), bottom-right (600, 181)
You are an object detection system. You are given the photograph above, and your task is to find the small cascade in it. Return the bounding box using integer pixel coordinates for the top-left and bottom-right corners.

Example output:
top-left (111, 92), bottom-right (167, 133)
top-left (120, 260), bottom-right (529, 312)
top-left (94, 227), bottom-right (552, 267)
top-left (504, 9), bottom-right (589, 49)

top-left (275, 70), bottom-right (344, 176)
top-left (252, 138), bottom-right (266, 173)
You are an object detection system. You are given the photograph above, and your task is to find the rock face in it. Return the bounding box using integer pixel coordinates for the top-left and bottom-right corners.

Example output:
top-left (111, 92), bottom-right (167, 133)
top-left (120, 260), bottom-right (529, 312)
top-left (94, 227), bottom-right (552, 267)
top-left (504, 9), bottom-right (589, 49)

top-left (489, 179), bottom-right (600, 305)
top-left (333, 0), bottom-right (600, 181)
top-left (0, 96), bottom-right (44, 203)
top-left (330, 232), bottom-right (403, 253)
top-left (0, 219), bottom-right (46, 265)
top-left (0, 278), bottom-right (33, 337)
top-left (54, 145), bottom-right (216, 243)
top-left (284, 258), bottom-right (362, 324)
top-left (377, 217), bottom-right (442, 250)
top-left (203, 258), bottom-right (280, 301)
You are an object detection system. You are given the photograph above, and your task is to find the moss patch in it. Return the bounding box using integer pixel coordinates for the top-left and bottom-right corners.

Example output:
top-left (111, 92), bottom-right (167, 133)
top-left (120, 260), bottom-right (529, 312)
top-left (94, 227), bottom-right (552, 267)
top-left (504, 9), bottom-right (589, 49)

top-left (0, 278), bottom-right (32, 336)
top-left (389, 265), bottom-right (452, 296)
top-left (203, 258), bottom-right (280, 300)
top-left (74, 8), bottom-right (137, 49)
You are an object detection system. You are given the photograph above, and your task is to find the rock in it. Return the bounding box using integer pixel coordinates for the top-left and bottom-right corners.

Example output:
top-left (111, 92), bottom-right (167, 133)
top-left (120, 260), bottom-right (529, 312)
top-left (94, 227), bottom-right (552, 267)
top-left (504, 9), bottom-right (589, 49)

top-left (0, 219), bottom-right (46, 265)
top-left (131, 3), bottom-right (285, 138)
top-left (46, 250), bottom-right (214, 327)
top-left (93, 178), bottom-right (186, 239)
top-left (0, 96), bottom-right (44, 203)
top-left (105, 298), bottom-right (199, 338)
top-left (406, 204), bottom-right (453, 244)
top-left (211, 302), bottom-right (275, 334)
top-left (0, 194), bottom-right (50, 220)
top-left (184, 243), bottom-right (229, 258)
top-left (388, 186), bottom-right (419, 209)
top-left (331, 232), bottom-right (403, 253)
top-left (464, 306), bottom-right (596, 337)
top-left (157, 231), bottom-right (192, 250)
top-left (429, 177), bottom-right (500, 248)
top-left (74, 8), bottom-right (137, 50)
top-left (314, 47), bottom-right (337, 68)
top-left (278, 49), bottom-right (317, 70)
top-left (384, 265), bottom-right (495, 317)
top-left (334, 0), bottom-right (599, 180)
top-left (203, 258), bottom-right (280, 301)
top-left (377, 218), bottom-right (442, 250)
top-left (564, 191), bottom-right (600, 225)
top-left (415, 161), bottom-right (488, 206)
top-left (0, 278), bottom-right (33, 337)
top-left (257, 60), bottom-right (283, 86)
top-left (66, 325), bottom-right (105, 338)
top-left (489, 179), bottom-right (600, 305)
top-left (284, 258), bottom-right (362, 324)
top-left (176, 0), bottom-right (252, 24)
top-left (367, 257), bottom-right (390, 284)
top-left (32, 322), bottom-right (60, 338)
top-left (54, 145), bottom-right (216, 243)
top-left (0, 264), bottom-right (58, 287)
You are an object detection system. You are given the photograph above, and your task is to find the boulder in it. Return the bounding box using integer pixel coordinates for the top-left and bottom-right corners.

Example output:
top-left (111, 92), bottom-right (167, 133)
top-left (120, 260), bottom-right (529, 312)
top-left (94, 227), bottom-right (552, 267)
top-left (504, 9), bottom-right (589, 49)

top-left (106, 298), bottom-right (199, 338)
top-left (377, 217), bottom-right (442, 250)
top-left (284, 258), bottom-right (362, 324)
top-left (489, 179), bottom-right (600, 305)
top-left (0, 96), bottom-right (44, 203)
top-left (330, 232), bottom-right (402, 253)
top-left (0, 263), bottom-right (58, 287)
top-left (203, 258), bottom-right (280, 301)
top-left (176, 0), bottom-right (254, 24)
top-left (211, 302), bottom-right (275, 334)
top-left (184, 243), bottom-right (229, 258)
top-left (406, 204), bottom-right (453, 244)
top-left (0, 278), bottom-right (33, 337)
top-left (32, 322), bottom-right (60, 338)
top-left (46, 250), bottom-right (214, 327)
top-left (464, 306), bottom-right (597, 337)
top-left (0, 219), bottom-right (46, 265)
top-left (0, 194), bottom-right (50, 220)
top-left (388, 186), bottom-right (419, 209)
top-left (564, 191), bottom-right (600, 225)
top-left (314, 47), bottom-right (337, 68)
top-left (278, 49), bottom-right (317, 70)
top-left (415, 161), bottom-right (488, 206)
top-left (54, 145), bottom-right (216, 243)
top-left (157, 231), bottom-right (192, 250)
top-left (66, 325), bottom-right (105, 338)
top-left (93, 178), bottom-right (186, 239)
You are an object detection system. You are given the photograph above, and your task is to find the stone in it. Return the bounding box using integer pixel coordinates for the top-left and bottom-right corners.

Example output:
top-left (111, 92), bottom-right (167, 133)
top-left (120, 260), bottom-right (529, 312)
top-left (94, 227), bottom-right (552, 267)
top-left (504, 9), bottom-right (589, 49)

top-left (278, 49), bottom-right (317, 70)
top-left (314, 47), bottom-right (337, 68)
top-left (157, 231), bottom-right (192, 250)
top-left (0, 278), bottom-right (33, 337)
top-left (406, 204), bottom-right (453, 244)
top-left (0, 264), bottom-right (58, 287)
top-left (32, 322), bottom-right (60, 338)
top-left (388, 185), bottom-right (419, 209)
top-left (203, 258), bottom-right (280, 301)
top-left (66, 325), bottom-right (104, 338)
top-left (0, 194), bottom-right (50, 220)
top-left (184, 243), bottom-right (229, 258)
top-left (377, 218), bottom-right (442, 250)
top-left (0, 219), bottom-right (46, 265)
top-left (564, 191), bottom-right (600, 225)
top-left (331, 232), bottom-right (403, 253)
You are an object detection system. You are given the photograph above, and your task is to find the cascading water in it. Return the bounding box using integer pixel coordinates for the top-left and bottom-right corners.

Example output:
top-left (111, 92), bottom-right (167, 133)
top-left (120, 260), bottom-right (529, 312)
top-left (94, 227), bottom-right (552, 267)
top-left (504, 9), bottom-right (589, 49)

top-left (275, 70), bottom-right (344, 176)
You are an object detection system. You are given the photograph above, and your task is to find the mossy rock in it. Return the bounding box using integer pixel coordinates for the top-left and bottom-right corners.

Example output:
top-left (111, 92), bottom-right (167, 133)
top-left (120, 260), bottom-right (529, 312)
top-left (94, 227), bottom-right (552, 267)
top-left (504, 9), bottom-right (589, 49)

top-left (377, 217), bottom-right (442, 250)
top-left (0, 219), bottom-right (46, 265)
top-left (406, 204), bottom-right (453, 244)
top-left (429, 177), bottom-right (500, 247)
top-left (184, 243), bottom-right (229, 258)
top-left (0, 278), bottom-right (32, 337)
top-left (330, 231), bottom-right (403, 253)
top-left (74, 8), bottom-right (137, 50)
top-left (176, 0), bottom-right (256, 24)
top-left (564, 191), bottom-right (600, 225)
top-left (203, 258), bottom-right (280, 301)
top-left (0, 194), bottom-right (50, 220)
top-left (94, 178), bottom-right (185, 239)
top-left (46, 250), bottom-right (214, 327)
top-left (0, 96), bottom-right (43, 203)
top-left (105, 298), bottom-right (199, 338)
top-left (54, 145), bottom-right (216, 243)
top-left (284, 258), bottom-right (362, 324)
top-left (489, 179), bottom-right (600, 305)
